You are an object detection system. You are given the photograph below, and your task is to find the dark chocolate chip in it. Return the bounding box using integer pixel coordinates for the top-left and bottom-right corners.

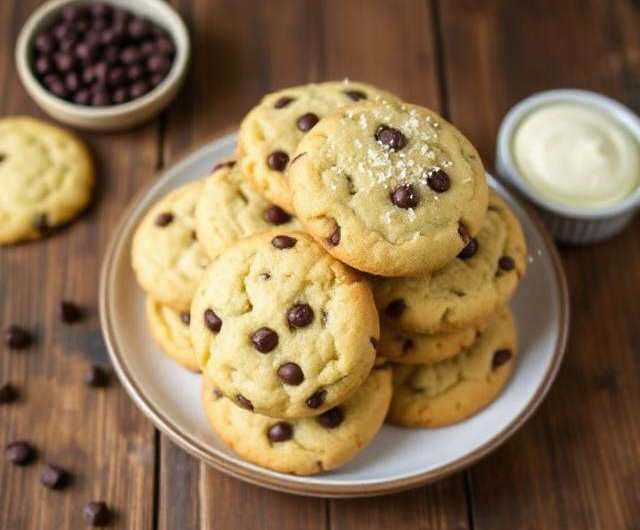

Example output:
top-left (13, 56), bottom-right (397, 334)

top-left (0, 383), bottom-right (18, 404)
top-left (402, 338), bottom-right (413, 353)
top-left (156, 37), bottom-right (175, 56)
top-left (251, 327), bottom-right (278, 353)
top-left (121, 46), bottom-right (141, 64)
top-left (296, 112), bottom-right (319, 132)
top-left (259, 273), bottom-right (271, 280)
top-left (263, 206), bottom-right (291, 225)
top-left (267, 151), bottom-right (289, 171)
top-left (34, 56), bottom-right (52, 75)
top-left (370, 337), bottom-right (378, 350)
top-left (458, 238), bottom-right (478, 259)
top-left (345, 89), bottom-right (367, 101)
top-left (286, 303), bottom-right (314, 328)
top-left (498, 256), bottom-right (515, 271)
top-left (267, 422), bottom-right (293, 442)
top-left (35, 33), bottom-right (55, 54)
top-left (112, 87), bottom-right (129, 105)
top-left (5, 441), bottom-right (36, 465)
top-left (204, 309), bottom-right (222, 333)
top-left (53, 52), bottom-right (74, 72)
top-left (384, 299), bottom-right (406, 318)
top-left (277, 363), bottom-right (304, 385)
top-left (91, 91), bottom-right (111, 107)
top-left (83, 501), bottom-right (110, 526)
top-left (128, 17), bottom-right (151, 39)
top-left (427, 170), bottom-right (450, 192)
top-left (147, 54), bottom-right (171, 75)
top-left (271, 235), bottom-right (297, 249)
top-left (40, 465), bottom-right (69, 489)
top-left (5, 325), bottom-right (32, 349)
top-left (180, 312), bottom-right (190, 325)
top-left (85, 365), bottom-right (109, 388)
top-left (154, 212), bottom-right (174, 227)
top-left (390, 184), bottom-right (419, 209)
top-left (327, 226), bottom-right (341, 246)
top-left (64, 71), bottom-right (80, 92)
top-left (317, 407), bottom-right (344, 428)
top-left (274, 96), bottom-right (295, 109)
top-left (236, 394), bottom-right (253, 411)
top-left (126, 63), bottom-right (145, 82)
top-left (306, 390), bottom-right (326, 409)
top-left (34, 213), bottom-right (54, 235)
top-left (130, 80), bottom-right (151, 99)
top-left (375, 125), bottom-right (407, 151)
top-left (212, 388), bottom-right (223, 399)
top-left (492, 349), bottom-right (513, 369)
top-left (58, 301), bottom-right (82, 323)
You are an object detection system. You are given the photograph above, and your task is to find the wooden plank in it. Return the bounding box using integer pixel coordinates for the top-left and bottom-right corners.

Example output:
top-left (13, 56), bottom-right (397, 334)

top-left (438, 0), bottom-right (640, 527)
top-left (159, 0), bottom-right (468, 528)
top-left (0, 1), bottom-right (159, 529)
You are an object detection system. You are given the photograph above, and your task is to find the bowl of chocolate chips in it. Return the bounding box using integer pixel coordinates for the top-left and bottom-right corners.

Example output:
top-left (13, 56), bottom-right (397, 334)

top-left (16, 0), bottom-right (190, 131)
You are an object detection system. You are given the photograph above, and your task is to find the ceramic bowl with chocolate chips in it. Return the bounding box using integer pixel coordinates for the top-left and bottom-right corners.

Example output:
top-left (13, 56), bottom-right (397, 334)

top-left (16, 0), bottom-right (190, 131)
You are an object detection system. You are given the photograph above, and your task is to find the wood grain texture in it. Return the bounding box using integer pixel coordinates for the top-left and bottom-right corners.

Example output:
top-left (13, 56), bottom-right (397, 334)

top-left (0, 0), bottom-right (159, 528)
top-left (438, 0), bottom-right (640, 528)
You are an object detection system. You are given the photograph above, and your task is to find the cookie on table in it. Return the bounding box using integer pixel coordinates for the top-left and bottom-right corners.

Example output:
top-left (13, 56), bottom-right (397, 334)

top-left (202, 366), bottom-right (392, 475)
top-left (190, 230), bottom-right (379, 418)
top-left (378, 318), bottom-right (490, 365)
top-left (288, 99), bottom-right (488, 276)
top-left (374, 192), bottom-right (526, 334)
top-left (387, 306), bottom-right (517, 428)
top-left (0, 116), bottom-right (94, 244)
top-left (195, 158), bottom-right (301, 259)
top-left (131, 180), bottom-right (210, 311)
top-left (238, 80), bottom-right (398, 213)
top-left (146, 296), bottom-right (200, 372)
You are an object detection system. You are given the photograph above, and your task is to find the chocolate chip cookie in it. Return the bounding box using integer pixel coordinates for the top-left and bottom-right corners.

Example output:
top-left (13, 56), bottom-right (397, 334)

top-left (387, 306), bottom-right (517, 428)
top-left (378, 318), bottom-right (490, 365)
top-left (288, 99), bottom-right (488, 276)
top-left (145, 296), bottom-right (200, 372)
top-left (190, 230), bottom-right (379, 418)
top-left (131, 180), bottom-right (210, 311)
top-left (0, 116), bottom-right (94, 244)
top-left (195, 158), bottom-right (301, 259)
top-left (375, 192), bottom-right (526, 333)
top-left (238, 80), bottom-right (397, 213)
top-left (202, 367), bottom-right (392, 475)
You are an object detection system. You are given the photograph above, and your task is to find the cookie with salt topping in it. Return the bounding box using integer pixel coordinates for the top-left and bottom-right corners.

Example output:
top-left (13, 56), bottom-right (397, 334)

top-left (237, 81), bottom-right (398, 213)
top-left (288, 99), bottom-right (488, 276)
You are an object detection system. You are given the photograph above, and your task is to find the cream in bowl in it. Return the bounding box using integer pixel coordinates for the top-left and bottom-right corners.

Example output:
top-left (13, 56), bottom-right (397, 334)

top-left (497, 90), bottom-right (640, 244)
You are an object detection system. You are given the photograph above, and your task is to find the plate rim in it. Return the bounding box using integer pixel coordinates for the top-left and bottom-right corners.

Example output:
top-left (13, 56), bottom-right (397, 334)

top-left (99, 132), bottom-right (570, 498)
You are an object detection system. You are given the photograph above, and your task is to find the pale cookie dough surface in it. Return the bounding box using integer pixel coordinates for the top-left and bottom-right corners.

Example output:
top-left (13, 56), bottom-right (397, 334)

top-left (202, 367), bottom-right (392, 475)
top-left (191, 230), bottom-right (379, 419)
top-left (195, 159), bottom-right (301, 259)
top-left (0, 116), bottom-right (94, 244)
top-left (238, 80), bottom-right (398, 213)
top-left (387, 306), bottom-right (517, 428)
top-left (375, 192), bottom-right (526, 334)
top-left (131, 180), bottom-right (210, 311)
top-left (146, 296), bottom-right (200, 372)
top-left (378, 317), bottom-right (490, 365)
top-left (289, 99), bottom-right (488, 276)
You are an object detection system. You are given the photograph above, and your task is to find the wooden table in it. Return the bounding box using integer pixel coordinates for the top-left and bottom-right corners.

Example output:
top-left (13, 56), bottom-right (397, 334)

top-left (2, 0), bottom-right (639, 528)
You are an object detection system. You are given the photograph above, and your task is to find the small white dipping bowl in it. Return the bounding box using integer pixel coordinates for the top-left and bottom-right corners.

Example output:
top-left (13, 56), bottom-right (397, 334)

top-left (496, 89), bottom-right (640, 245)
top-left (16, 0), bottom-right (190, 131)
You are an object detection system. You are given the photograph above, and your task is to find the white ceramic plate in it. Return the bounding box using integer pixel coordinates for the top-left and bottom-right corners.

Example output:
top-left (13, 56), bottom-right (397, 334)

top-left (100, 133), bottom-right (569, 497)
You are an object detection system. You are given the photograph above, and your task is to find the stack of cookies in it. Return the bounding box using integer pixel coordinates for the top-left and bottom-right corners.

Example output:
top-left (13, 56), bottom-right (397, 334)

top-left (131, 80), bottom-right (527, 475)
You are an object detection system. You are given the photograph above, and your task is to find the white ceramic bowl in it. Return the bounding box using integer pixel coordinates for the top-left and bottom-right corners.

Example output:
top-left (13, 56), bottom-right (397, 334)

top-left (99, 133), bottom-right (569, 497)
top-left (15, 0), bottom-right (190, 131)
top-left (496, 89), bottom-right (640, 245)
